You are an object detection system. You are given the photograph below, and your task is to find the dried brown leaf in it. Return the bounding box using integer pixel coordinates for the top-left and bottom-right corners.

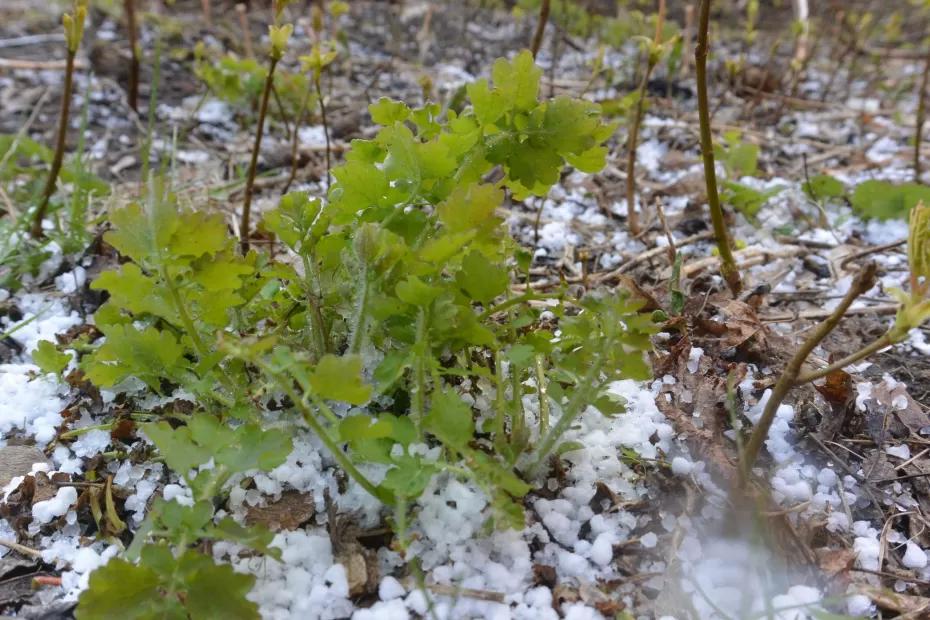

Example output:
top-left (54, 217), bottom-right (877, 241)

top-left (244, 490), bottom-right (315, 531)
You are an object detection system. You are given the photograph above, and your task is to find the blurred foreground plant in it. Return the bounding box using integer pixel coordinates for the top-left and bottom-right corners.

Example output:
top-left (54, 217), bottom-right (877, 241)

top-left (741, 201), bottom-right (930, 485)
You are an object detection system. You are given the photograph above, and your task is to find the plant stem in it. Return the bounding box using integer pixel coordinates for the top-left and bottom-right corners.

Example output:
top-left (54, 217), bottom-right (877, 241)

top-left (739, 263), bottom-right (877, 487)
top-left (494, 350), bottom-right (507, 440)
top-left (284, 88), bottom-right (312, 193)
top-left (411, 309), bottom-right (429, 436)
top-left (240, 57), bottom-right (278, 253)
top-left (529, 0), bottom-right (550, 60)
top-left (32, 49), bottom-right (76, 238)
top-left (624, 0), bottom-right (666, 236)
top-left (795, 332), bottom-right (896, 385)
top-left (477, 291), bottom-right (557, 321)
top-left (314, 73), bottom-right (332, 190)
top-left (348, 267), bottom-right (370, 355)
top-left (268, 364), bottom-right (394, 505)
top-left (236, 4), bottom-right (254, 58)
top-left (160, 264), bottom-right (238, 401)
top-left (141, 35), bottom-right (162, 185)
top-left (915, 42), bottom-right (930, 183)
top-left (694, 0), bottom-right (742, 296)
top-left (301, 254), bottom-right (328, 358)
top-left (529, 339), bottom-right (608, 475)
top-left (534, 354), bottom-right (549, 435)
top-left (124, 0), bottom-right (140, 112)
top-left (201, 0), bottom-right (212, 28)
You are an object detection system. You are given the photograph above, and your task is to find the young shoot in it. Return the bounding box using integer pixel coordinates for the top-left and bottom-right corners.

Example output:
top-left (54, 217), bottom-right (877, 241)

top-left (239, 5), bottom-right (293, 253)
top-left (31, 0), bottom-right (87, 238)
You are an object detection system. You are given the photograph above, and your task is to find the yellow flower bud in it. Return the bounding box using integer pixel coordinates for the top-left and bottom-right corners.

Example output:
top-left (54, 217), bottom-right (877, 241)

top-left (62, 0), bottom-right (87, 54)
top-left (269, 23), bottom-right (293, 61)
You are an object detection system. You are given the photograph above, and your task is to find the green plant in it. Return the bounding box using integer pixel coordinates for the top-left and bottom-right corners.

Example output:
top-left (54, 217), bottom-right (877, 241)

top-left (76, 416), bottom-right (291, 619)
top-left (243, 50), bottom-right (642, 518)
top-left (193, 48), bottom-right (308, 123)
top-left (802, 174), bottom-right (846, 202)
top-left (695, 0), bottom-right (742, 295)
top-left (81, 180), bottom-right (259, 408)
top-left (711, 134), bottom-right (783, 219)
top-left (850, 179), bottom-right (930, 220)
top-left (73, 182), bottom-right (293, 616)
top-left (73, 50), bottom-right (652, 613)
top-left (31, 0), bottom-right (87, 238)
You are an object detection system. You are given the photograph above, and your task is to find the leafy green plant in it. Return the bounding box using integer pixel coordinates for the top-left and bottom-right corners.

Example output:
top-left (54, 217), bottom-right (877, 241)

top-left (81, 181), bottom-right (259, 408)
top-left (74, 50), bottom-right (653, 612)
top-left (193, 48), bottom-right (308, 123)
top-left (802, 173), bottom-right (846, 202)
top-left (32, 340), bottom-right (72, 375)
top-left (242, 50), bottom-right (641, 522)
top-left (77, 416), bottom-right (291, 619)
top-left (0, 120), bottom-right (107, 291)
top-left (715, 129), bottom-right (759, 179)
top-left (850, 179), bottom-right (930, 220)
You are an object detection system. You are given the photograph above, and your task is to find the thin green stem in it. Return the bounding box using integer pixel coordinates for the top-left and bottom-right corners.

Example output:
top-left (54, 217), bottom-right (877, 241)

top-left (32, 49), bottom-right (76, 238)
top-left (694, 0), bottom-right (742, 295)
top-left (160, 265), bottom-right (238, 401)
top-left (477, 291), bottom-right (558, 322)
top-left (306, 392), bottom-right (340, 426)
top-left (141, 35), bottom-right (162, 185)
top-left (529, 340), bottom-right (608, 475)
top-left (348, 267), bottom-right (370, 355)
top-left (267, 365), bottom-right (393, 505)
top-left (284, 87), bottom-right (313, 193)
top-left (534, 354), bottom-right (550, 435)
top-left (301, 253), bottom-right (328, 358)
top-left (494, 350), bottom-right (507, 441)
top-left (240, 57), bottom-right (278, 253)
top-left (314, 74), bottom-right (331, 190)
top-left (411, 308), bottom-right (429, 436)
top-left (624, 0), bottom-right (665, 236)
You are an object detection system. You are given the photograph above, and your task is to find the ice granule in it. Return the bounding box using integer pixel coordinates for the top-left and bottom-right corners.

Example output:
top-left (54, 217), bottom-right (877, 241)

top-left (33, 486), bottom-right (78, 524)
top-left (902, 542), bottom-right (928, 569)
